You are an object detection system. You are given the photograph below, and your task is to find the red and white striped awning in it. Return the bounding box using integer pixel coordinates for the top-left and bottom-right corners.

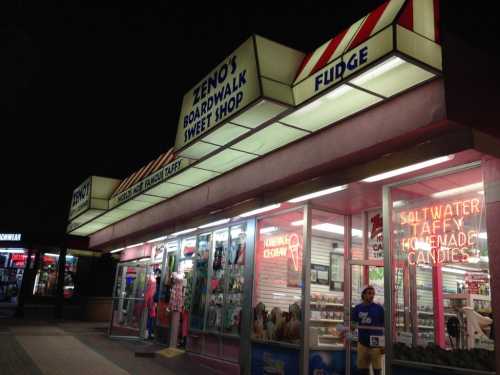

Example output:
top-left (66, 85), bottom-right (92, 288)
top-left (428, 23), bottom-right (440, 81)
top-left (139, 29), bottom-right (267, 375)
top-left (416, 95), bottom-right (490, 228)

top-left (294, 0), bottom-right (440, 85)
top-left (111, 148), bottom-right (175, 198)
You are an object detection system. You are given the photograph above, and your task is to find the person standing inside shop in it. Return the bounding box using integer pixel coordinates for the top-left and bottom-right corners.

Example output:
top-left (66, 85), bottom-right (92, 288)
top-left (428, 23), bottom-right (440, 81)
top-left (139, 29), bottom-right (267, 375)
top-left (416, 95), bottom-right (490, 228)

top-left (352, 285), bottom-right (385, 375)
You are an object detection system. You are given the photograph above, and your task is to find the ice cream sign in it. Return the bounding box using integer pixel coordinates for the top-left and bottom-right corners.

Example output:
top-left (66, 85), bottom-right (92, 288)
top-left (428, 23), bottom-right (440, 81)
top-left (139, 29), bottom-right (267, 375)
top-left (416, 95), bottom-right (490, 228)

top-left (263, 232), bottom-right (302, 271)
top-left (398, 198), bottom-right (483, 265)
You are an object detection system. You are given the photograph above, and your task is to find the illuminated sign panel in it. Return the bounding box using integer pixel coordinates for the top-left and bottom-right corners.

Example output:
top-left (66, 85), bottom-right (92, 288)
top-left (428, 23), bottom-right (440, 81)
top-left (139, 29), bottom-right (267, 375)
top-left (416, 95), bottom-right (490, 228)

top-left (397, 198), bottom-right (483, 265)
top-left (0, 233), bottom-right (21, 241)
top-left (175, 37), bottom-right (260, 151)
top-left (263, 232), bottom-right (302, 271)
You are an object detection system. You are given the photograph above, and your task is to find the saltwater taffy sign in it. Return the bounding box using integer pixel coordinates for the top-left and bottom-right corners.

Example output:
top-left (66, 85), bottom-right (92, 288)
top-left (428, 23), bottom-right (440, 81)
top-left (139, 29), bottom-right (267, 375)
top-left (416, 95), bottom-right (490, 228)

top-left (398, 198), bottom-right (483, 265)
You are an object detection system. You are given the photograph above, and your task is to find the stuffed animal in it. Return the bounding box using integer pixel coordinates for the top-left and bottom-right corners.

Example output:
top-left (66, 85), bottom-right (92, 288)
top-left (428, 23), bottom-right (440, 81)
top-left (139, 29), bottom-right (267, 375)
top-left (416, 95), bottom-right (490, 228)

top-left (266, 307), bottom-right (286, 341)
top-left (253, 302), bottom-right (266, 340)
top-left (285, 303), bottom-right (302, 342)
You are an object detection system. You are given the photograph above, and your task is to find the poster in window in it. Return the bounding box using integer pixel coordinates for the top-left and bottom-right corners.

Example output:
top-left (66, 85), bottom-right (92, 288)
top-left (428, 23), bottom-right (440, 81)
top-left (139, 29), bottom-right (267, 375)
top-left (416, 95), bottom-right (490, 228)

top-left (311, 264), bottom-right (329, 285)
top-left (330, 253), bottom-right (344, 291)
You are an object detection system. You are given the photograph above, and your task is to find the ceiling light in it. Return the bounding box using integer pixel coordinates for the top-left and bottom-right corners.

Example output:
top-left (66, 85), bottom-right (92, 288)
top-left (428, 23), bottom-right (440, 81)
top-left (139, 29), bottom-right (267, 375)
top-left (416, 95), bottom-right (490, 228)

top-left (291, 220), bottom-right (304, 226)
top-left (239, 204), bottom-right (281, 217)
top-left (441, 267), bottom-right (467, 275)
top-left (199, 218), bottom-right (230, 229)
top-left (325, 85), bottom-right (353, 100)
top-left (230, 228), bottom-right (243, 237)
top-left (312, 223), bottom-right (363, 237)
top-left (362, 156), bottom-right (454, 183)
top-left (139, 257), bottom-right (150, 262)
top-left (126, 242), bottom-right (144, 249)
top-left (147, 236), bottom-right (168, 243)
top-left (110, 247), bottom-right (125, 254)
top-left (288, 185), bottom-right (348, 203)
top-left (259, 226), bottom-right (279, 234)
top-left (171, 228), bottom-right (197, 237)
top-left (293, 99), bottom-right (322, 115)
top-left (478, 232), bottom-right (487, 240)
top-left (351, 56), bottom-right (405, 86)
top-left (478, 191), bottom-right (484, 195)
top-left (431, 182), bottom-right (484, 199)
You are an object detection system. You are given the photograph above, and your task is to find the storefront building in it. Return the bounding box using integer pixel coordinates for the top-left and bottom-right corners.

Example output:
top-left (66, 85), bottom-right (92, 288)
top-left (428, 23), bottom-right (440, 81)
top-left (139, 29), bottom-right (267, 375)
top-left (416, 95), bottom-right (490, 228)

top-left (0, 232), bottom-right (114, 320)
top-left (67, 1), bottom-right (500, 374)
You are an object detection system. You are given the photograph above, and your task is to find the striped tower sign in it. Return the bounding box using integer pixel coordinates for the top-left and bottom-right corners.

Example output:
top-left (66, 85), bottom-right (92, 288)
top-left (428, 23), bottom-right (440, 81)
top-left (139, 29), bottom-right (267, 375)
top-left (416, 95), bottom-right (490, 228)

top-left (294, 0), bottom-right (440, 85)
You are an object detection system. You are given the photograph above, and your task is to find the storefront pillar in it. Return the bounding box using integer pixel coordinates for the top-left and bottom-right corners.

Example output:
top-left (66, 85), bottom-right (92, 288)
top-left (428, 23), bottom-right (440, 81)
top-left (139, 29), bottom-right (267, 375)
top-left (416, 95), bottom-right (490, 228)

top-left (481, 156), bottom-right (500, 373)
top-left (14, 248), bottom-right (33, 318)
top-left (382, 184), bottom-right (393, 375)
top-left (301, 204), bottom-right (312, 375)
top-left (54, 248), bottom-right (67, 319)
top-left (431, 264), bottom-right (445, 347)
top-left (241, 219), bottom-right (255, 375)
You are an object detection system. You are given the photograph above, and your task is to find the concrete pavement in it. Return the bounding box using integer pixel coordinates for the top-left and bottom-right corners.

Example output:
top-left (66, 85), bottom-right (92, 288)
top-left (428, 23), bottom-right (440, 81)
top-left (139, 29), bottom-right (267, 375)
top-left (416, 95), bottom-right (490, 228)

top-left (0, 319), bottom-right (205, 375)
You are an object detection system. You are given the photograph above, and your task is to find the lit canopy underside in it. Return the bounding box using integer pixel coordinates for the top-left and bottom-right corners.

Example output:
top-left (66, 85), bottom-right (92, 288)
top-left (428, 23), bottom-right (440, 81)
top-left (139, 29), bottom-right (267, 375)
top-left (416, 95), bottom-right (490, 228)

top-left (69, 26), bottom-right (441, 236)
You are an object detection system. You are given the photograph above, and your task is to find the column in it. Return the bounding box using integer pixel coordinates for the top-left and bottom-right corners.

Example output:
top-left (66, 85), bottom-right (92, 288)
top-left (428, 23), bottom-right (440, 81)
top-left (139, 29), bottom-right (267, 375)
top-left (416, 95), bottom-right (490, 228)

top-left (482, 156), bottom-right (500, 373)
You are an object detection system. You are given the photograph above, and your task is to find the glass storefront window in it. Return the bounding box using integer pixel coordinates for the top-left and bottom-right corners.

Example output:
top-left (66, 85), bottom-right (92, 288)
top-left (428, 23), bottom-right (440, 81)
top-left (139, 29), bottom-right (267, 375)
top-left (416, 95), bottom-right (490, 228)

top-left (33, 253), bottom-right (59, 296)
top-left (206, 228), bottom-right (229, 332)
top-left (223, 224), bottom-right (246, 335)
top-left (0, 249), bottom-right (28, 303)
top-left (63, 255), bottom-right (78, 298)
top-left (390, 166), bottom-right (495, 372)
top-left (190, 233), bottom-right (211, 330)
top-left (252, 208), bottom-right (304, 344)
top-left (308, 210), bottom-right (346, 350)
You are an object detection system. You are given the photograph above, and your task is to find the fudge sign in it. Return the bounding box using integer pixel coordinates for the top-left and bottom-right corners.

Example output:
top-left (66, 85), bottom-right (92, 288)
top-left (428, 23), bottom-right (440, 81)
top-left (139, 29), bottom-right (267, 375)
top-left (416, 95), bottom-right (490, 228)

top-left (175, 37), bottom-right (260, 151)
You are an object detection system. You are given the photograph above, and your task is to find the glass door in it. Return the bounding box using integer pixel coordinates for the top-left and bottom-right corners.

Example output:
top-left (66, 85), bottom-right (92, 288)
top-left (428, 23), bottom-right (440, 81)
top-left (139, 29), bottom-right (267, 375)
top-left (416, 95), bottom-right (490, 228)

top-left (349, 261), bottom-right (385, 375)
top-left (110, 261), bottom-right (148, 337)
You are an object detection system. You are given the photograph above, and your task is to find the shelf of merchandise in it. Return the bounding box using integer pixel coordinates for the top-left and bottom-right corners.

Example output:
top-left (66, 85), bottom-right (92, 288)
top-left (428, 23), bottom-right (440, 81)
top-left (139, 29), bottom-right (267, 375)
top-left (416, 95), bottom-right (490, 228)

top-left (310, 302), bottom-right (344, 307)
top-left (443, 293), bottom-right (491, 302)
top-left (311, 319), bottom-right (344, 323)
top-left (397, 324), bottom-right (434, 329)
top-left (311, 344), bottom-right (345, 351)
top-left (397, 309), bottom-right (434, 316)
top-left (317, 334), bottom-right (342, 339)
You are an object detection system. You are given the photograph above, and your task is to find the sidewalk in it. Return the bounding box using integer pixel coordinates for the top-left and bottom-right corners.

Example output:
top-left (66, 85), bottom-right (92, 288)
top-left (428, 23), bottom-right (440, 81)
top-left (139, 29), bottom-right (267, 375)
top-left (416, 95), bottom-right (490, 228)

top-left (0, 318), bottom-right (208, 375)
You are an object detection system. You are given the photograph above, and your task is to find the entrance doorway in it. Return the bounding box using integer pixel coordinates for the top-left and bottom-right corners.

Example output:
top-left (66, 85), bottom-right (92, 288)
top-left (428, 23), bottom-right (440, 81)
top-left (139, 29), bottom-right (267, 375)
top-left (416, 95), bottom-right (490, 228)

top-left (348, 260), bottom-right (385, 375)
top-left (109, 261), bottom-right (148, 338)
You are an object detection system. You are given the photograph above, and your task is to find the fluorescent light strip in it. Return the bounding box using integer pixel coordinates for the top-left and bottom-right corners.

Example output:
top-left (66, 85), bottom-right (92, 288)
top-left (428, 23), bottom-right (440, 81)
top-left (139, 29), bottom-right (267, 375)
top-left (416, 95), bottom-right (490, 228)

top-left (441, 267), bottom-right (467, 275)
top-left (171, 228), bottom-right (197, 237)
top-left (199, 219), bottom-right (230, 229)
top-left (351, 56), bottom-right (405, 86)
top-left (325, 85), bottom-right (353, 100)
top-left (110, 247), bottom-right (125, 254)
top-left (312, 223), bottom-right (363, 238)
top-left (259, 226), bottom-right (279, 234)
top-left (431, 182), bottom-right (484, 199)
top-left (291, 220), bottom-right (303, 226)
top-left (139, 257), bottom-right (150, 262)
top-left (126, 242), bottom-right (144, 249)
top-left (288, 185), bottom-right (348, 203)
top-left (478, 232), bottom-right (487, 240)
top-left (147, 236), bottom-right (168, 243)
top-left (0, 249), bottom-right (25, 254)
top-left (43, 253), bottom-right (74, 259)
top-left (362, 156), bottom-right (454, 183)
top-left (240, 204), bottom-right (281, 218)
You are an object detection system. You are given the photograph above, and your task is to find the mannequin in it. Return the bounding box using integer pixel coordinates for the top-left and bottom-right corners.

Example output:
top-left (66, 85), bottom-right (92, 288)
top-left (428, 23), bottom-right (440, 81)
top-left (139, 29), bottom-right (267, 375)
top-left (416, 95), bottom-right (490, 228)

top-left (144, 272), bottom-right (158, 339)
top-left (169, 271), bottom-right (186, 347)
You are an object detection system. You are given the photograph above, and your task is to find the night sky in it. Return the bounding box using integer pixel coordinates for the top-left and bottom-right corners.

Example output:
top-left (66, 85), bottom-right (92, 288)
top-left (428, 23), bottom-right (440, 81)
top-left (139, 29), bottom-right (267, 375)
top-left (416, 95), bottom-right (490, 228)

top-left (2, 2), bottom-right (499, 243)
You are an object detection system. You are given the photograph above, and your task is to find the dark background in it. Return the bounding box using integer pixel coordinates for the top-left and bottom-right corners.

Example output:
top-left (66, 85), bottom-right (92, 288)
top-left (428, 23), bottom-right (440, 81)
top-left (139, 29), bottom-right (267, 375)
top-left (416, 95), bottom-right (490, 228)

top-left (1, 1), bottom-right (499, 244)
